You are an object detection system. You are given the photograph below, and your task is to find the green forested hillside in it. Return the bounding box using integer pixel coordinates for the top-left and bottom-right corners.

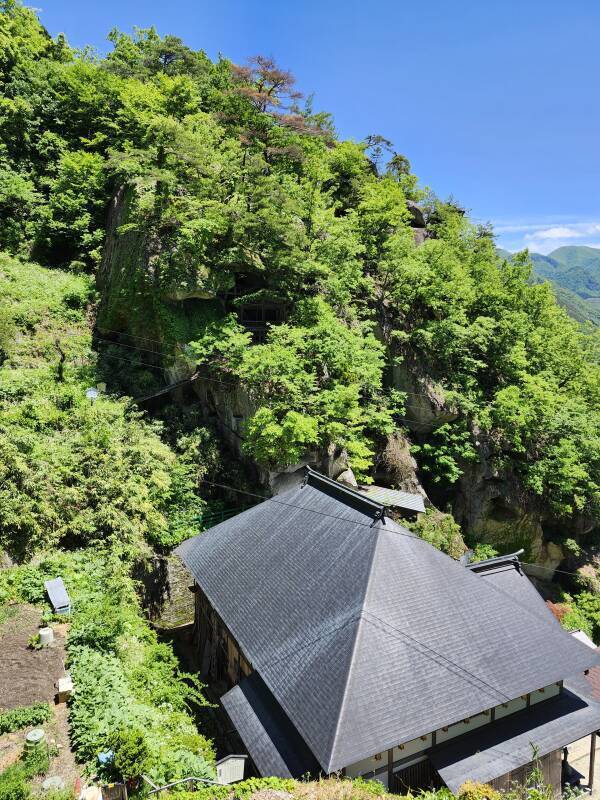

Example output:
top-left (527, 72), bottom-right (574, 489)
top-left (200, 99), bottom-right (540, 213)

top-left (2, 0), bottom-right (600, 542)
top-left (497, 246), bottom-right (600, 325)
top-left (4, 0), bottom-right (600, 792)
top-left (532, 245), bottom-right (600, 301)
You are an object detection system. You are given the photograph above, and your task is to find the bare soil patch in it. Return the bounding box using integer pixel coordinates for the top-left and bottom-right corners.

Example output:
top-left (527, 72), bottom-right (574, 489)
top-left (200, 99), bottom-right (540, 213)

top-left (0, 604), bottom-right (67, 710)
top-left (0, 604), bottom-right (82, 789)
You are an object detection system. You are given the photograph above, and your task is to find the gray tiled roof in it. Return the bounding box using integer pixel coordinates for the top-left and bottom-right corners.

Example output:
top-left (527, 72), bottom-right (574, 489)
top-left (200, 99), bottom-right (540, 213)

top-left (357, 485), bottom-right (426, 513)
top-left (222, 672), bottom-right (321, 778)
top-left (177, 470), bottom-right (600, 774)
top-left (468, 556), bottom-right (555, 624)
top-left (431, 686), bottom-right (600, 792)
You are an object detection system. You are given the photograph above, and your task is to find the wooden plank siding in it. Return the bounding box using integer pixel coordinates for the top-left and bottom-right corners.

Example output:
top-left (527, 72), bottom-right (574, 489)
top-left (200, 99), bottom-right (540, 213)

top-left (194, 584), bottom-right (252, 687)
top-left (489, 750), bottom-right (562, 798)
top-left (393, 759), bottom-right (442, 793)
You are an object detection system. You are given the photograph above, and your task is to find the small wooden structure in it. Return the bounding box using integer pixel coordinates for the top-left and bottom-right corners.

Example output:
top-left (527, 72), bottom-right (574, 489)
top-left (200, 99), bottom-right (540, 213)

top-left (216, 754), bottom-right (248, 784)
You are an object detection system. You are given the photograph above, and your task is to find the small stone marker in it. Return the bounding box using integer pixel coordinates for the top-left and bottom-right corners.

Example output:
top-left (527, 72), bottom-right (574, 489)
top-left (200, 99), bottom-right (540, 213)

top-left (39, 627), bottom-right (54, 646)
top-left (42, 777), bottom-right (65, 792)
top-left (25, 728), bottom-right (46, 751)
top-left (57, 674), bottom-right (73, 703)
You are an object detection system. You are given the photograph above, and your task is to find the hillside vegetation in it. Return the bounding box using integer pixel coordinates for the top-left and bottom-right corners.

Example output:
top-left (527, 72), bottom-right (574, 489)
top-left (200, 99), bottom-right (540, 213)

top-left (2, 0), bottom-right (600, 532)
top-left (497, 246), bottom-right (600, 326)
top-left (531, 246), bottom-right (600, 306)
top-left (2, 2), bottom-right (600, 795)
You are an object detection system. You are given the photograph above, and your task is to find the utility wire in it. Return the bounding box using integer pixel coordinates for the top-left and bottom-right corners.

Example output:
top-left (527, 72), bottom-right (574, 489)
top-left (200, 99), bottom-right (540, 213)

top-left (361, 609), bottom-right (513, 702)
top-left (198, 480), bottom-right (587, 585)
top-left (95, 336), bottom-right (177, 359)
top-left (197, 482), bottom-right (534, 702)
top-left (54, 330), bottom-right (450, 404)
top-left (520, 562), bottom-right (592, 579)
top-left (197, 478), bottom-right (425, 539)
top-left (93, 349), bottom-right (167, 372)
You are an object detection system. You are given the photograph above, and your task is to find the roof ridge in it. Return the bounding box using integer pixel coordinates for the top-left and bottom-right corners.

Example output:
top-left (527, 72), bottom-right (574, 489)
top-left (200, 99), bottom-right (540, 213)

top-left (466, 551), bottom-right (524, 572)
top-left (304, 467), bottom-right (385, 519)
top-left (325, 525), bottom-right (385, 771)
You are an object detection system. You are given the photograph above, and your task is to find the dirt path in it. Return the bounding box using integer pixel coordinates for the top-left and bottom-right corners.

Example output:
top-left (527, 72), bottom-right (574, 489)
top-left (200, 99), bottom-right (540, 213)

top-left (567, 736), bottom-right (600, 799)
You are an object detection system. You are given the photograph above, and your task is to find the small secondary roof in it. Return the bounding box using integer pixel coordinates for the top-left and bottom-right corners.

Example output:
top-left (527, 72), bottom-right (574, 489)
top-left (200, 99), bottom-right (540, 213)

top-left (357, 484), bottom-right (426, 513)
top-left (177, 468), bottom-right (599, 774)
top-left (431, 684), bottom-right (600, 792)
top-left (222, 672), bottom-right (320, 778)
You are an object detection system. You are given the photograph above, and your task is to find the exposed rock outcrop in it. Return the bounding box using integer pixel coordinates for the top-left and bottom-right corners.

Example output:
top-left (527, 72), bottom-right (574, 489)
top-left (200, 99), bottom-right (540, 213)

top-left (374, 432), bottom-right (427, 498)
top-left (392, 362), bottom-right (457, 431)
top-left (134, 554), bottom-right (195, 628)
top-left (453, 440), bottom-right (596, 571)
top-left (191, 376), bottom-right (357, 494)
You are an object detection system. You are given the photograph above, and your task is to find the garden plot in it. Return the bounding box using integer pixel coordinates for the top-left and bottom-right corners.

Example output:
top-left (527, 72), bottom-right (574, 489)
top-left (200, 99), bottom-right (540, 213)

top-left (0, 604), bottom-right (81, 789)
top-left (0, 604), bottom-right (66, 710)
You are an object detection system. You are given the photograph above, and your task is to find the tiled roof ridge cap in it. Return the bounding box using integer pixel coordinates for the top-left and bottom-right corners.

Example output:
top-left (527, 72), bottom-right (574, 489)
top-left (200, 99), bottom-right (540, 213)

top-left (466, 550), bottom-right (524, 572)
top-left (304, 466), bottom-right (386, 519)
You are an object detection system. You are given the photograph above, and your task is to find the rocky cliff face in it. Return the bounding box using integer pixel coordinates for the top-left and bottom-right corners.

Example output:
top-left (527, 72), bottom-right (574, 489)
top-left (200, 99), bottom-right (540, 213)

top-left (191, 375), bottom-right (361, 493)
top-left (98, 189), bottom-right (594, 573)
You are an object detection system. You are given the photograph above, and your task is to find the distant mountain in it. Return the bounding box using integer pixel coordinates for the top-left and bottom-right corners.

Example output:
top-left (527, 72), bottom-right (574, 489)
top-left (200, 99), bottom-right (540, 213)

top-left (498, 246), bottom-right (600, 326)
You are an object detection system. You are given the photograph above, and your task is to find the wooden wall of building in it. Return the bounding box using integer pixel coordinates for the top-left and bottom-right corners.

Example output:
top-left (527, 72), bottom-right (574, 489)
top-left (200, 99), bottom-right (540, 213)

top-left (490, 750), bottom-right (562, 798)
top-left (194, 585), bottom-right (252, 687)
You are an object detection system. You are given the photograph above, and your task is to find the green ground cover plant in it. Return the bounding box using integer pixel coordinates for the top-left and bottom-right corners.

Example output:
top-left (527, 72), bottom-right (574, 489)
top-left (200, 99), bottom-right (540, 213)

top-left (0, 551), bottom-right (215, 784)
top-left (0, 703), bottom-right (51, 735)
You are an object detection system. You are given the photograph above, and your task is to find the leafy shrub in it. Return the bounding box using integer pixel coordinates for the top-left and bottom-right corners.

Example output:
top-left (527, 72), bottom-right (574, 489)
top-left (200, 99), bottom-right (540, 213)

top-left (407, 510), bottom-right (467, 559)
top-left (21, 745), bottom-right (49, 778)
top-left (0, 703), bottom-right (51, 734)
top-left (471, 543), bottom-right (499, 562)
top-left (0, 764), bottom-right (30, 800)
top-left (344, 776), bottom-right (392, 796)
top-left (111, 728), bottom-right (151, 781)
top-left (458, 781), bottom-right (501, 800)
top-left (172, 777), bottom-right (297, 800)
top-left (559, 592), bottom-right (600, 642)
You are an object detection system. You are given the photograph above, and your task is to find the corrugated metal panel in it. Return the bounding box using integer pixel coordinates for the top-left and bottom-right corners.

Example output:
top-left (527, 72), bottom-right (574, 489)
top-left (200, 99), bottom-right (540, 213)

top-left (430, 686), bottom-right (600, 792)
top-left (358, 485), bottom-right (426, 513)
top-left (44, 578), bottom-right (70, 612)
top-left (177, 470), bottom-right (600, 774)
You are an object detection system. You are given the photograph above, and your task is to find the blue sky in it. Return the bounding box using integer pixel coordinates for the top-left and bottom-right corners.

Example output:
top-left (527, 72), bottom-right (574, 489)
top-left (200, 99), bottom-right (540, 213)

top-left (39, 0), bottom-right (600, 254)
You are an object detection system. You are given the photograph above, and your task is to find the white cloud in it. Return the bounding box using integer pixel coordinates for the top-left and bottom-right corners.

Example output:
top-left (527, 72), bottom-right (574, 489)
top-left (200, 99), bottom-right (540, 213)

top-left (525, 226), bottom-right (584, 241)
top-left (494, 220), bottom-right (600, 254)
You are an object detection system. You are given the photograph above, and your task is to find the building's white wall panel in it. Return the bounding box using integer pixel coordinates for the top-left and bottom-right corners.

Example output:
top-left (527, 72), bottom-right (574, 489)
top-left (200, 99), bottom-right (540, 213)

top-left (393, 734), bottom-right (431, 761)
top-left (345, 753), bottom-right (386, 778)
top-left (435, 712), bottom-right (490, 743)
top-left (530, 683), bottom-right (560, 706)
top-left (495, 696), bottom-right (527, 719)
top-left (346, 683), bottom-right (561, 782)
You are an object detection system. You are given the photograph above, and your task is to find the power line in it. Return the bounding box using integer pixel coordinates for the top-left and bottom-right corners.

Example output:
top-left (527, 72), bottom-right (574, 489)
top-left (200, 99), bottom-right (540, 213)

top-left (198, 480), bottom-right (586, 587)
top-left (94, 349), bottom-right (167, 372)
top-left (96, 336), bottom-right (176, 359)
top-left (194, 481), bottom-right (581, 703)
top-left (197, 478), bottom-right (425, 539)
top-left (53, 330), bottom-right (454, 405)
top-left (361, 609), bottom-right (512, 702)
top-left (520, 562), bottom-right (589, 579)
top-left (96, 327), bottom-right (168, 346)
